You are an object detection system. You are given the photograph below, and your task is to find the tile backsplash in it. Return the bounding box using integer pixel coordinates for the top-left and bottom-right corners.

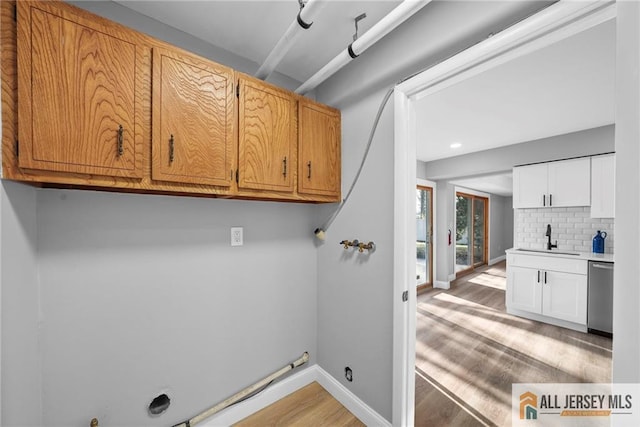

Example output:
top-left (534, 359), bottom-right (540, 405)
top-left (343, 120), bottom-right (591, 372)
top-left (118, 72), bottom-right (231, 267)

top-left (515, 207), bottom-right (614, 254)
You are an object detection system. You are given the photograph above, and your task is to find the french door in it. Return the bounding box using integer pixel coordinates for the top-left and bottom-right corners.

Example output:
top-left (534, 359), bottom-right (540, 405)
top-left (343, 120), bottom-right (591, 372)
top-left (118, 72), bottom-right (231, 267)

top-left (455, 192), bottom-right (488, 276)
top-left (416, 186), bottom-right (433, 290)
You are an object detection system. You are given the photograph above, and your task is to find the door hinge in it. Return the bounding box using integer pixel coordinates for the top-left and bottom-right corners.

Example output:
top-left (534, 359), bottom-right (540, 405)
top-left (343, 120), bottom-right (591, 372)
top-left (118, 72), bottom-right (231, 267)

top-left (15, 139), bottom-right (19, 157)
top-left (402, 291), bottom-right (409, 302)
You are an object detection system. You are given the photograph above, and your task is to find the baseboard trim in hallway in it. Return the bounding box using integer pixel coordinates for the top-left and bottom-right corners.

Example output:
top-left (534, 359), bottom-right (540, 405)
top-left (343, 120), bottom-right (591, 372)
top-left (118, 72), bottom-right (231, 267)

top-left (202, 364), bottom-right (390, 427)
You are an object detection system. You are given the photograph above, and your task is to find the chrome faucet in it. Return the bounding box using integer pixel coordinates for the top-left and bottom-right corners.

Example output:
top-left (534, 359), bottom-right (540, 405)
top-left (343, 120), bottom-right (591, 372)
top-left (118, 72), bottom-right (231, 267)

top-left (546, 224), bottom-right (558, 250)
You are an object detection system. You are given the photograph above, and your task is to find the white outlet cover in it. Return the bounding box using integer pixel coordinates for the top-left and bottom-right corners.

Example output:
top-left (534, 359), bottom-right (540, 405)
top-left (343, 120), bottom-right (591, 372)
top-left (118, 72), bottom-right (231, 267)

top-left (231, 227), bottom-right (243, 246)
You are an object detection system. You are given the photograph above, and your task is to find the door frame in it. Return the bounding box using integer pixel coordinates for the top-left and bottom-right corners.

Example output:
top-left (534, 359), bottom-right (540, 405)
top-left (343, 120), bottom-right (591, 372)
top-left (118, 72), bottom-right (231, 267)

top-left (391, 2), bottom-right (616, 425)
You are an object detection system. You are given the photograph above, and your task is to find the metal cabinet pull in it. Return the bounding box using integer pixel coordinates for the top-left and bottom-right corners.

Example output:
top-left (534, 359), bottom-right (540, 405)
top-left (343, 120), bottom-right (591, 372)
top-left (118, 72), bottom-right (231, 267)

top-left (117, 125), bottom-right (124, 156)
top-left (544, 271), bottom-right (548, 284)
top-left (537, 270), bottom-right (540, 283)
top-left (549, 194), bottom-right (553, 206)
top-left (169, 134), bottom-right (175, 163)
top-left (307, 161), bottom-right (312, 179)
top-left (282, 156), bottom-right (287, 177)
top-left (543, 194), bottom-right (546, 206)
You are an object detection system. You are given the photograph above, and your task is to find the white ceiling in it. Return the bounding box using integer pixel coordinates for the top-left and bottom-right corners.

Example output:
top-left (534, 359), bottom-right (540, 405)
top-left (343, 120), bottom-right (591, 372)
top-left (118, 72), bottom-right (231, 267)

top-left (113, 0), bottom-right (402, 83)
top-left (414, 18), bottom-right (616, 163)
top-left (450, 172), bottom-right (513, 197)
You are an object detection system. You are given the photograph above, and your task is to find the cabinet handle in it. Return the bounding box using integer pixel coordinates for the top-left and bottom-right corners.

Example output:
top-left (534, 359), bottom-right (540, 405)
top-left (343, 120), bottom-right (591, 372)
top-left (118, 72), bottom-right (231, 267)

top-left (282, 156), bottom-right (287, 177)
top-left (537, 270), bottom-right (540, 283)
top-left (543, 194), bottom-right (546, 206)
top-left (549, 194), bottom-right (553, 206)
top-left (544, 271), bottom-right (548, 284)
top-left (169, 134), bottom-right (175, 163)
top-left (117, 125), bottom-right (124, 156)
top-left (307, 161), bottom-right (312, 179)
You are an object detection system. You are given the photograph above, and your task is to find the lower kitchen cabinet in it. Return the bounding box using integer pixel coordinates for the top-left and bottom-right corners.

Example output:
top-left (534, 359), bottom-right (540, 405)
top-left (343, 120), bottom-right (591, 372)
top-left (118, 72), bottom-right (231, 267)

top-left (507, 253), bottom-right (588, 328)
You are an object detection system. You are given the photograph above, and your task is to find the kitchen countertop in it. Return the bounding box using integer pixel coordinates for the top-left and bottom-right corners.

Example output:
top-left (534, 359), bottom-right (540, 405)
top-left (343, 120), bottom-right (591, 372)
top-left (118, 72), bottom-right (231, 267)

top-left (506, 248), bottom-right (614, 263)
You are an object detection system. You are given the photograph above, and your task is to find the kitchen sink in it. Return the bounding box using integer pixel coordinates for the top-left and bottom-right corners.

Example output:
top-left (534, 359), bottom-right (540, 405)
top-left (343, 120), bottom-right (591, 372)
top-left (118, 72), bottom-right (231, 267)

top-left (515, 248), bottom-right (580, 256)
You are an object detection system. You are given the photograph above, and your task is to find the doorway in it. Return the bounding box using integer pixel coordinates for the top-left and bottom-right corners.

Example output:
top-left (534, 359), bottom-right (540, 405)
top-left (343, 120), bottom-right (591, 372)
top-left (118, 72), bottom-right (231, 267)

top-left (416, 185), bottom-right (433, 291)
top-left (455, 192), bottom-right (488, 276)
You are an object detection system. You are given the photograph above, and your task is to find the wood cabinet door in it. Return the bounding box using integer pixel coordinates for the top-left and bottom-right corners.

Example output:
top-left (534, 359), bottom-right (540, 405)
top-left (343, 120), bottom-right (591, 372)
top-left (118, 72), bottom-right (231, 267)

top-left (152, 48), bottom-right (234, 187)
top-left (547, 157), bottom-right (591, 207)
top-left (512, 163), bottom-right (548, 208)
top-left (298, 100), bottom-right (341, 199)
top-left (17, 2), bottom-right (143, 177)
top-left (238, 77), bottom-right (296, 192)
top-left (542, 271), bottom-right (587, 325)
top-left (507, 266), bottom-right (542, 314)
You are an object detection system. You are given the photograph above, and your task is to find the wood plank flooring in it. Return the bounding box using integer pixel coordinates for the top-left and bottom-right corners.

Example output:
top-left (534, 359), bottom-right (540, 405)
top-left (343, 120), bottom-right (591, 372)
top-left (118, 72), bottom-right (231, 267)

top-left (233, 382), bottom-right (365, 427)
top-left (415, 261), bottom-right (612, 426)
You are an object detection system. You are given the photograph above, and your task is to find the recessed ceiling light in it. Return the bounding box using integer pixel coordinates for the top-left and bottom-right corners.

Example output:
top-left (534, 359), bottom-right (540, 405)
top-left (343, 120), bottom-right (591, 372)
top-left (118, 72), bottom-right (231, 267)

top-left (450, 142), bottom-right (462, 149)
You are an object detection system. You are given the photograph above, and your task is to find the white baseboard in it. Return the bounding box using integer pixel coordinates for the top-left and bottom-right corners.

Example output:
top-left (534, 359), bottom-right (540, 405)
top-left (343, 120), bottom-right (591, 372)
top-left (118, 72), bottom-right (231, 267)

top-left (448, 273), bottom-right (456, 282)
top-left (489, 255), bottom-right (506, 265)
top-left (434, 280), bottom-right (450, 289)
top-left (200, 364), bottom-right (389, 427)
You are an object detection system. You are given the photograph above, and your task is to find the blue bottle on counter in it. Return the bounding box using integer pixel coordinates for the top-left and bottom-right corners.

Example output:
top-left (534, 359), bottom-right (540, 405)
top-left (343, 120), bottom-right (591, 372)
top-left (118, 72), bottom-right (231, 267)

top-left (592, 230), bottom-right (607, 254)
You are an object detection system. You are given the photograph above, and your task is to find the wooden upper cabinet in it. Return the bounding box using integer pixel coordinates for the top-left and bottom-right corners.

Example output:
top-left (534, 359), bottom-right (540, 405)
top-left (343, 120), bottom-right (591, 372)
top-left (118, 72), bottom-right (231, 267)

top-left (238, 76), bottom-right (296, 192)
top-left (17, 1), bottom-right (143, 178)
top-left (298, 99), bottom-right (341, 199)
top-left (151, 47), bottom-right (235, 187)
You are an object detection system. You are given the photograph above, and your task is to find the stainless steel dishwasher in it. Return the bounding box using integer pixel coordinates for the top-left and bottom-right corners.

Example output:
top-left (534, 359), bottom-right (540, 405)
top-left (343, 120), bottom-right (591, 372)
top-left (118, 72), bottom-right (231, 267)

top-left (588, 261), bottom-right (614, 337)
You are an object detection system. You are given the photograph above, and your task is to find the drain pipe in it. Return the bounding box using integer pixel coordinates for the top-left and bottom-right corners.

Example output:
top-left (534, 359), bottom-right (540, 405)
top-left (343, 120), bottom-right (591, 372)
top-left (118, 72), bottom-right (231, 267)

top-left (255, 0), bottom-right (324, 80)
top-left (295, 0), bottom-right (430, 95)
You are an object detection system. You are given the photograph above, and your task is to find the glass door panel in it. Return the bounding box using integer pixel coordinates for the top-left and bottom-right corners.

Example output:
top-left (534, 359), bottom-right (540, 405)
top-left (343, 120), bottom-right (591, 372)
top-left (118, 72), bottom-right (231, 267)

top-left (455, 194), bottom-right (472, 272)
top-left (473, 198), bottom-right (486, 266)
top-left (416, 186), bottom-right (433, 288)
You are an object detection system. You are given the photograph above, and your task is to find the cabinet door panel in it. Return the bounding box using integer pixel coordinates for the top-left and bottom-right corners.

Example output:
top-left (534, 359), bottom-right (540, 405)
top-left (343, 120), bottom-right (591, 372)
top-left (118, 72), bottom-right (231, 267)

top-left (590, 154), bottom-right (615, 218)
top-left (238, 78), bottom-right (296, 192)
top-left (507, 266), bottom-right (542, 314)
top-left (298, 100), bottom-right (341, 199)
top-left (18, 4), bottom-right (142, 177)
top-left (547, 157), bottom-right (590, 207)
top-left (513, 164), bottom-right (548, 208)
top-left (542, 271), bottom-right (587, 325)
top-left (152, 48), bottom-right (234, 186)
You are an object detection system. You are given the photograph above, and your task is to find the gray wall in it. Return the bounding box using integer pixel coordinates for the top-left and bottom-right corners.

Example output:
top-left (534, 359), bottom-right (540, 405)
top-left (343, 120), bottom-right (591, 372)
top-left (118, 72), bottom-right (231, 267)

top-left (613, 2), bottom-right (640, 382)
top-left (418, 125), bottom-right (615, 181)
top-left (489, 195), bottom-right (513, 262)
top-left (1, 182), bottom-right (41, 426)
top-left (36, 190), bottom-right (317, 425)
top-left (315, 2), bottom-right (553, 420)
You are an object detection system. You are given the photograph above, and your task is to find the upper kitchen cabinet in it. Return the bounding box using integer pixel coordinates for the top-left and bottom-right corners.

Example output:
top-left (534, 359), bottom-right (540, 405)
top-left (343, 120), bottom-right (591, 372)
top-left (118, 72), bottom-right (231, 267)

top-left (237, 75), bottom-right (296, 193)
top-left (17, 1), bottom-right (144, 178)
top-left (513, 157), bottom-right (590, 208)
top-left (152, 47), bottom-right (234, 187)
top-left (298, 98), bottom-right (341, 200)
top-left (590, 153), bottom-right (615, 218)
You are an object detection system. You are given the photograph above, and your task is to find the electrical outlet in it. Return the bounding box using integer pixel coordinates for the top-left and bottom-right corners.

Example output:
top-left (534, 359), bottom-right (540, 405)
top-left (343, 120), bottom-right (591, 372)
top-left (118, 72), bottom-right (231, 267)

top-left (345, 367), bottom-right (353, 382)
top-left (231, 227), bottom-right (243, 246)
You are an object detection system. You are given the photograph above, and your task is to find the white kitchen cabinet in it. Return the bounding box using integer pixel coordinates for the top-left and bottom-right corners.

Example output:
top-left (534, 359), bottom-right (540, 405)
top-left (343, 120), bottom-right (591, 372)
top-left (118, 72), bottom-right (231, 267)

top-left (513, 157), bottom-right (591, 208)
top-left (590, 154), bottom-right (615, 218)
top-left (506, 252), bottom-right (588, 327)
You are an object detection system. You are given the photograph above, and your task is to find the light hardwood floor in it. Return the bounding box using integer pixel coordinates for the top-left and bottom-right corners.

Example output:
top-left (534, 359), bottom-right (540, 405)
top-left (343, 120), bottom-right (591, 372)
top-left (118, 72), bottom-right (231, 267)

top-left (233, 382), bottom-right (364, 427)
top-left (415, 261), bottom-right (612, 426)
